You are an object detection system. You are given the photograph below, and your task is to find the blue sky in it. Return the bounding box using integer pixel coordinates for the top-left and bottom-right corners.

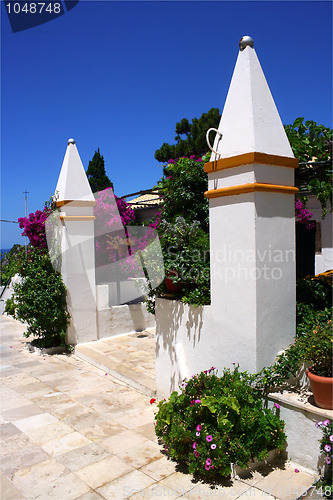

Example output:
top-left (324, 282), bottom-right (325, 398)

top-left (1, 0), bottom-right (332, 249)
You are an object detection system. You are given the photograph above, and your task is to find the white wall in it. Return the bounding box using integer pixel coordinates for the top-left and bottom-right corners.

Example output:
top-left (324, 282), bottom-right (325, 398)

top-left (306, 196), bottom-right (332, 275)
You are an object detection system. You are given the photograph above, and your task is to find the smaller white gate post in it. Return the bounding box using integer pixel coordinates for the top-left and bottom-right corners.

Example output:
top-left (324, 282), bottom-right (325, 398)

top-left (54, 139), bottom-right (97, 344)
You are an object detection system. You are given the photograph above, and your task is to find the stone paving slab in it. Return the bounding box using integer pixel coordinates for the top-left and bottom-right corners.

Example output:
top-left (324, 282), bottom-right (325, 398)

top-left (1, 315), bottom-right (319, 499)
top-left (75, 330), bottom-right (157, 397)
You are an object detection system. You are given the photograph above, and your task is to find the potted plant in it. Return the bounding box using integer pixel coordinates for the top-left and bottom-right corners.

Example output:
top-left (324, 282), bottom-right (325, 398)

top-left (299, 320), bottom-right (333, 409)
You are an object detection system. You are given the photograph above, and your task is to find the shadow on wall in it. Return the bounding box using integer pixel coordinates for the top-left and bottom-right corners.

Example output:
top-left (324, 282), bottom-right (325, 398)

top-left (155, 298), bottom-right (204, 394)
top-left (128, 303), bottom-right (147, 332)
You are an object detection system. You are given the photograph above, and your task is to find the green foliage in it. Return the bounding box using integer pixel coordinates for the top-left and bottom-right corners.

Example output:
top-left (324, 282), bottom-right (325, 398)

top-left (155, 108), bottom-right (220, 162)
top-left (0, 244), bottom-right (26, 285)
top-left (154, 367), bottom-right (286, 479)
top-left (157, 156), bottom-right (209, 230)
top-left (255, 315), bottom-right (332, 393)
top-left (285, 118), bottom-right (332, 216)
top-left (296, 273), bottom-right (332, 338)
top-left (145, 155), bottom-right (211, 311)
top-left (145, 216), bottom-right (210, 312)
top-left (285, 118), bottom-right (332, 163)
top-left (296, 274), bottom-right (332, 312)
top-left (297, 320), bottom-right (333, 377)
top-left (6, 248), bottom-right (70, 348)
top-left (255, 274), bottom-right (333, 392)
top-left (86, 148), bottom-right (113, 193)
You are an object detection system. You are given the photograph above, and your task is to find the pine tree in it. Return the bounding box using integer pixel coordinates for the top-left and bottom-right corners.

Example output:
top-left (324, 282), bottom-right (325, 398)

top-left (86, 149), bottom-right (113, 193)
top-left (155, 108), bottom-right (221, 162)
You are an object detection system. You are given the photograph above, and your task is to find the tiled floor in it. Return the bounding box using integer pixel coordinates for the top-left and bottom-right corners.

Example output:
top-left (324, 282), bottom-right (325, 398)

top-left (1, 315), bottom-right (319, 499)
top-left (75, 330), bottom-right (156, 397)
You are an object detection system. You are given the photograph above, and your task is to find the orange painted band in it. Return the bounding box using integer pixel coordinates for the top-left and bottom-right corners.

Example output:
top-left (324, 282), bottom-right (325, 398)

top-left (56, 200), bottom-right (96, 207)
top-left (59, 216), bottom-right (96, 221)
top-left (204, 183), bottom-right (299, 199)
top-left (204, 152), bottom-right (298, 173)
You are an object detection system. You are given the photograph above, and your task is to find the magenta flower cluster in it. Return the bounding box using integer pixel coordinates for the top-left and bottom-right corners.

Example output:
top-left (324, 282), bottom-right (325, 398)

top-left (295, 199), bottom-right (315, 230)
top-left (192, 424), bottom-right (216, 471)
top-left (203, 366), bottom-right (216, 375)
top-left (95, 188), bottom-right (161, 278)
top-left (18, 206), bottom-right (52, 249)
top-left (190, 399), bottom-right (201, 407)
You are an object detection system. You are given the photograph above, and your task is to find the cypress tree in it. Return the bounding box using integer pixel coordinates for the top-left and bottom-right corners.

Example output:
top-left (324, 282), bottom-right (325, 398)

top-left (86, 148), bottom-right (113, 193)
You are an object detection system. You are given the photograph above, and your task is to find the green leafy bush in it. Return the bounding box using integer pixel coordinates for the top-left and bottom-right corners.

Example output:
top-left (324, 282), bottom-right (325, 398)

top-left (157, 156), bottom-right (210, 230)
top-left (154, 367), bottom-right (286, 479)
top-left (255, 316), bottom-right (332, 394)
top-left (6, 248), bottom-right (70, 348)
top-left (296, 274), bottom-right (332, 314)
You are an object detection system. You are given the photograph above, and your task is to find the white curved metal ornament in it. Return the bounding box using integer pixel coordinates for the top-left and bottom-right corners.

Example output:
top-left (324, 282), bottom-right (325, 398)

top-left (206, 128), bottom-right (223, 156)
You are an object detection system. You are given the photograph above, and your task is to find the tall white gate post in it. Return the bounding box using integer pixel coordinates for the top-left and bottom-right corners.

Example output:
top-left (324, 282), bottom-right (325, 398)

top-left (155, 37), bottom-right (300, 396)
top-left (54, 138), bottom-right (97, 344)
top-left (205, 37), bottom-right (298, 371)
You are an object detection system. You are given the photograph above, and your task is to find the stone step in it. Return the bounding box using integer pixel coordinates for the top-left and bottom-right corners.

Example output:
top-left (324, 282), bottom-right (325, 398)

top-left (75, 332), bottom-right (157, 398)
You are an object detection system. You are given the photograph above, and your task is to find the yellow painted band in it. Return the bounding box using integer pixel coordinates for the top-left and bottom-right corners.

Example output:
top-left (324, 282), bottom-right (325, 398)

top-left (204, 152), bottom-right (298, 173)
top-left (56, 200), bottom-right (96, 207)
top-left (204, 183), bottom-right (299, 199)
top-left (59, 216), bottom-right (96, 221)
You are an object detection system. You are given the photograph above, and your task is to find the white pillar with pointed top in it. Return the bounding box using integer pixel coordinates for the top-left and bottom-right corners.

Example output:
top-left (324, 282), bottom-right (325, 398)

top-left (155, 37), bottom-right (299, 396)
top-left (55, 138), bottom-right (97, 344)
top-left (205, 35), bottom-right (298, 371)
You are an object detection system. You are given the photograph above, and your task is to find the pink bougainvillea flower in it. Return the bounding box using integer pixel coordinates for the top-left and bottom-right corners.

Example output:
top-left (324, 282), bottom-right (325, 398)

top-left (324, 444), bottom-right (331, 453)
top-left (323, 419), bottom-right (330, 427)
top-left (211, 465), bottom-right (215, 469)
top-left (329, 435), bottom-right (333, 442)
top-left (205, 464), bottom-right (210, 471)
top-left (193, 442), bottom-right (197, 449)
top-left (195, 399), bottom-right (201, 404)
top-left (211, 444), bottom-right (217, 450)
top-left (194, 450), bottom-right (199, 458)
top-left (325, 457), bottom-right (331, 465)
top-left (150, 398), bottom-right (156, 404)
top-left (196, 425), bottom-right (202, 431)
top-left (315, 421), bottom-right (323, 428)
top-left (206, 458), bottom-right (212, 466)
top-left (206, 435), bottom-right (213, 442)
top-left (190, 401), bottom-right (195, 407)
top-left (274, 403), bottom-right (280, 409)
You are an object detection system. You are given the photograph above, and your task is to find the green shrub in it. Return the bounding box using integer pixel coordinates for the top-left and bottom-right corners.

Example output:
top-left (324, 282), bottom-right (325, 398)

top-left (6, 248), bottom-right (70, 348)
top-left (296, 275), bottom-right (332, 313)
top-left (255, 316), bottom-right (333, 393)
top-left (154, 367), bottom-right (286, 479)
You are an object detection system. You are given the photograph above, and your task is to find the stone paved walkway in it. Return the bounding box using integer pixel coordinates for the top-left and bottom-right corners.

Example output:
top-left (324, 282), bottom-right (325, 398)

top-left (1, 315), bottom-right (319, 499)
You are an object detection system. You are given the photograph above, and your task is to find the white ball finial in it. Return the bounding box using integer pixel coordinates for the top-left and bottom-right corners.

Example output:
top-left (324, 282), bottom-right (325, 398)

top-left (68, 138), bottom-right (75, 145)
top-left (239, 36), bottom-right (254, 51)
